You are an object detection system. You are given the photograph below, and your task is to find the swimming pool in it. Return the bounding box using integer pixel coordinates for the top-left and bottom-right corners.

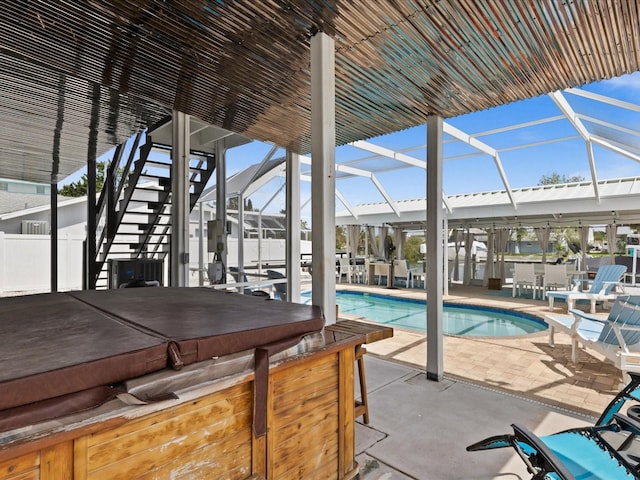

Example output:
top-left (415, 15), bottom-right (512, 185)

top-left (303, 291), bottom-right (546, 336)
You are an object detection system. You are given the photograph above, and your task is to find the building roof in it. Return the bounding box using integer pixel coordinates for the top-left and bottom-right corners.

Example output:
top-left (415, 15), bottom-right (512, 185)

top-left (0, 192), bottom-right (83, 219)
top-left (336, 176), bottom-right (640, 230)
top-left (1, 2), bottom-right (639, 185)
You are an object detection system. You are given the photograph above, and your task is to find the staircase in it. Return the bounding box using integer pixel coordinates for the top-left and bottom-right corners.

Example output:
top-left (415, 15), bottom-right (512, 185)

top-left (92, 130), bottom-right (215, 289)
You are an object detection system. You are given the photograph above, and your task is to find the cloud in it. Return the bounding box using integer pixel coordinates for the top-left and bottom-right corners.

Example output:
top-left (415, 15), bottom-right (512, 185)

top-left (603, 71), bottom-right (640, 91)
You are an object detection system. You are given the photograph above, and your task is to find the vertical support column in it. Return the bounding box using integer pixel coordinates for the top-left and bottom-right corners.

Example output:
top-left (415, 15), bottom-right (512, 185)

top-left (198, 202), bottom-right (205, 286)
top-left (443, 214), bottom-right (449, 296)
top-left (311, 32), bottom-right (336, 324)
top-left (238, 194), bottom-right (245, 291)
top-left (215, 140), bottom-right (227, 267)
top-left (170, 110), bottom-right (190, 287)
top-left (86, 84), bottom-right (100, 290)
top-left (426, 116), bottom-right (444, 381)
top-left (286, 150), bottom-right (301, 303)
top-left (0, 232), bottom-right (5, 294)
top-left (50, 182), bottom-right (58, 292)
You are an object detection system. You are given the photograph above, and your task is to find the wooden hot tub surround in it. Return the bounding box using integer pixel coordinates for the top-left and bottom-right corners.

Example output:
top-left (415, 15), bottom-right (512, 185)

top-left (0, 288), bottom-right (365, 480)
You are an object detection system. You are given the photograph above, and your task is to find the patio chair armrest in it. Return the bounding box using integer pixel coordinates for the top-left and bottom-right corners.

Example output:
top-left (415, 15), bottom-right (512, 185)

top-left (570, 279), bottom-right (582, 291)
top-left (510, 424), bottom-right (575, 480)
top-left (569, 308), bottom-right (607, 324)
top-left (597, 281), bottom-right (624, 295)
top-left (611, 322), bottom-right (640, 332)
top-left (614, 413), bottom-right (640, 437)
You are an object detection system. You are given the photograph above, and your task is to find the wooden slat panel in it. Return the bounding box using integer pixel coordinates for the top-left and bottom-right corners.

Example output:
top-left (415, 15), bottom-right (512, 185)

top-left (41, 442), bottom-right (73, 480)
top-left (85, 383), bottom-right (252, 479)
top-left (89, 419), bottom-right (252, 479)
top-left (339, 346), bottom-right (356, 478)
top-left (0, 452), bottom-right (39, 480)
top-left (271, 424), bottom-right (340, 478)
top-left (0, 471), bottom-right (38, 480)
top-left (87, 382), bottom-right (249, 448)
top-left (133, 430), bottom-right (252, 480)
top-left (73, 436), bottom-right (88, 480)
top-left (251, 433), bottom-right (266, 479)
top-left (271, 354), bottom-right (337, 396)
top-left (270, 352), bottom-right (341, 480)
top-left (326, 320), bottom-right (393, 344)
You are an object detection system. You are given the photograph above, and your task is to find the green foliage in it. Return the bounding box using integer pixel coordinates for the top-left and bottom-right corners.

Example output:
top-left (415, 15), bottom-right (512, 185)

top-left (403, 236), bottom-right (424, 265)
top-left (228, 196), bottom-right (255, 211)
top-left (58, 162), bottom-right (107, 197)
top-left (538, 172), bottom-right (585, 185)
top-left (514, 227), bottom-right (528, 242)
top-left (335, 225), bottom-right (346, 250)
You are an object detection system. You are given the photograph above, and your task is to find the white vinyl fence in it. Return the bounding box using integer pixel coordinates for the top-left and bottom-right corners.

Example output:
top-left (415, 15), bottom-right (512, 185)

top-left (0, 232), bottom-right (84, 295)
top-left (0, 234), bottom-right (311, 294)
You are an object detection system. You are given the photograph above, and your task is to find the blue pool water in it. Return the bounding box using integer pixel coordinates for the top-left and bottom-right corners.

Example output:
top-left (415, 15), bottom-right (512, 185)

top-left (303, 291), bottom-right (546, 336)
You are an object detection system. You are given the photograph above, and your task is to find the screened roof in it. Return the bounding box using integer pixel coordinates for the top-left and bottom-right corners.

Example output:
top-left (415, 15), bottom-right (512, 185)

top-left (1, 1), bottom-right (639, 186)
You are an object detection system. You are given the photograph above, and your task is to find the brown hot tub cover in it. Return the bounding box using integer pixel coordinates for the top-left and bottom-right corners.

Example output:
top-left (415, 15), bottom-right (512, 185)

top-left (0, 288), bottom-right (324, 434)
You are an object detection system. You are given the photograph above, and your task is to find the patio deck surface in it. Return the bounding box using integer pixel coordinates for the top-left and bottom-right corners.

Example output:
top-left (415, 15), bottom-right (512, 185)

top-left (337, 283), bottom-right (627, 479)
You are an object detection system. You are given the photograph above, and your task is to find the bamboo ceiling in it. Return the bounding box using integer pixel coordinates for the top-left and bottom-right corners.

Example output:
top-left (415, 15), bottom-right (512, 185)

top-left (1, 1), bottom-right (639, 184)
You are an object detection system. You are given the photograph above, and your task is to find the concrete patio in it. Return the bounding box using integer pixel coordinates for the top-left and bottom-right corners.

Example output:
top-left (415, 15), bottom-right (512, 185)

top-left (341, 283), bottom-right (625, 479)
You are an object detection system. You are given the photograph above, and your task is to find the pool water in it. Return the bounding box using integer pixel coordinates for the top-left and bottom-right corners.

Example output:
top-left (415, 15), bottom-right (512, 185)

top-left (303, 291), bottom-right (546, 336)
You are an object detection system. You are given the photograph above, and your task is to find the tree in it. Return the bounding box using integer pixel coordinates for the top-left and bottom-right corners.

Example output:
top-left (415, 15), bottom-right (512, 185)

top-left (538, 172), bottom-right (585, 185)
top-left (335, 225), bottom-right (346, 251)
top-left (58, 162), bottom-right (107, 197)
top-left (227, 197), bottom-right (255, 212)
top-left (403, 236), bottom-right (424, 265)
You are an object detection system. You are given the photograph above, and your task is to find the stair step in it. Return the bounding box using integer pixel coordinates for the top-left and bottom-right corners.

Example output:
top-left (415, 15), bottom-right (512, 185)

top-left (143, 158), bottom-right (212, 173)
top-left (135, 185), bottom-right (170, 192)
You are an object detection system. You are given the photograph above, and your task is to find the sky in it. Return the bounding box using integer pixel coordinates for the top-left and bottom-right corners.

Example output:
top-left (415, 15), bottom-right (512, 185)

top-left (60, 71), bottom-right (640, 224)
top-left (221, 70), bottom-right (640, 221)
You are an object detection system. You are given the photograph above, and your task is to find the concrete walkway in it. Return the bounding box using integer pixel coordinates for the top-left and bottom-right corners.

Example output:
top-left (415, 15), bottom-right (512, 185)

top-left (337, 283), bottom-right (624, 478)
top-left (355, 356), bottom-right (592, 479)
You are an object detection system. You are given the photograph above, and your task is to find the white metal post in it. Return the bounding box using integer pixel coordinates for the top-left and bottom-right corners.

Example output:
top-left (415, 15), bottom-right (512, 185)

top-left (311, 32), bottom-right (336, 325)
top-left (287, 150), bottom-right (301, 302)
top-left (237, 194), bottom-right (244, 291)
top-left (426, 116), bottom-right (444, 381)
top-left (198, 202), bottom-right (205, 286)
top-left (0, 232), bottom-right (4, 293)
top-left (215, 140), bottom-right (227, 268)
top-left (443, 214), bottom-right (449, 296)
top-left (170, 111), bottom-right (190, 287)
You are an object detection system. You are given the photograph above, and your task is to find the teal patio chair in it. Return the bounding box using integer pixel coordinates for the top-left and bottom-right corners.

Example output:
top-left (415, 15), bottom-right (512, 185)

top-left (468, 372), bottom-right (640, 479)
top-left (547, 264), bottom-right (626, 313)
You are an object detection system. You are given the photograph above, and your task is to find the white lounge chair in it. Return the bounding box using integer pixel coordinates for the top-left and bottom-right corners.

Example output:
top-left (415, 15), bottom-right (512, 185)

top-left (541, 263), bottom-right (570, 300)
top-left (545, 295), bottom-right (640, 382)
top-left (512, 263), bottom-right (539, 299)
top-left (547, 264), bottom-right (626, 313)
top-left (338, 257), bottom-right (354, 283)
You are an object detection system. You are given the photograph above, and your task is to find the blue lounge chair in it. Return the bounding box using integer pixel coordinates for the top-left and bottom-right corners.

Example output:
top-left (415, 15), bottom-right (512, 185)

top-left (547, 264), bottom-right (627, 313)
top-left (468, 372), bottom-right (640, 479)
top-left (545, 296), bottom-right (640, 378)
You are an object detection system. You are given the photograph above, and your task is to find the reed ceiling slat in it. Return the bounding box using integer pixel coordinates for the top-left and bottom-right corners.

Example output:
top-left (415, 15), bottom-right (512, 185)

top-left (0, 0), bottom-right (638, 184)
